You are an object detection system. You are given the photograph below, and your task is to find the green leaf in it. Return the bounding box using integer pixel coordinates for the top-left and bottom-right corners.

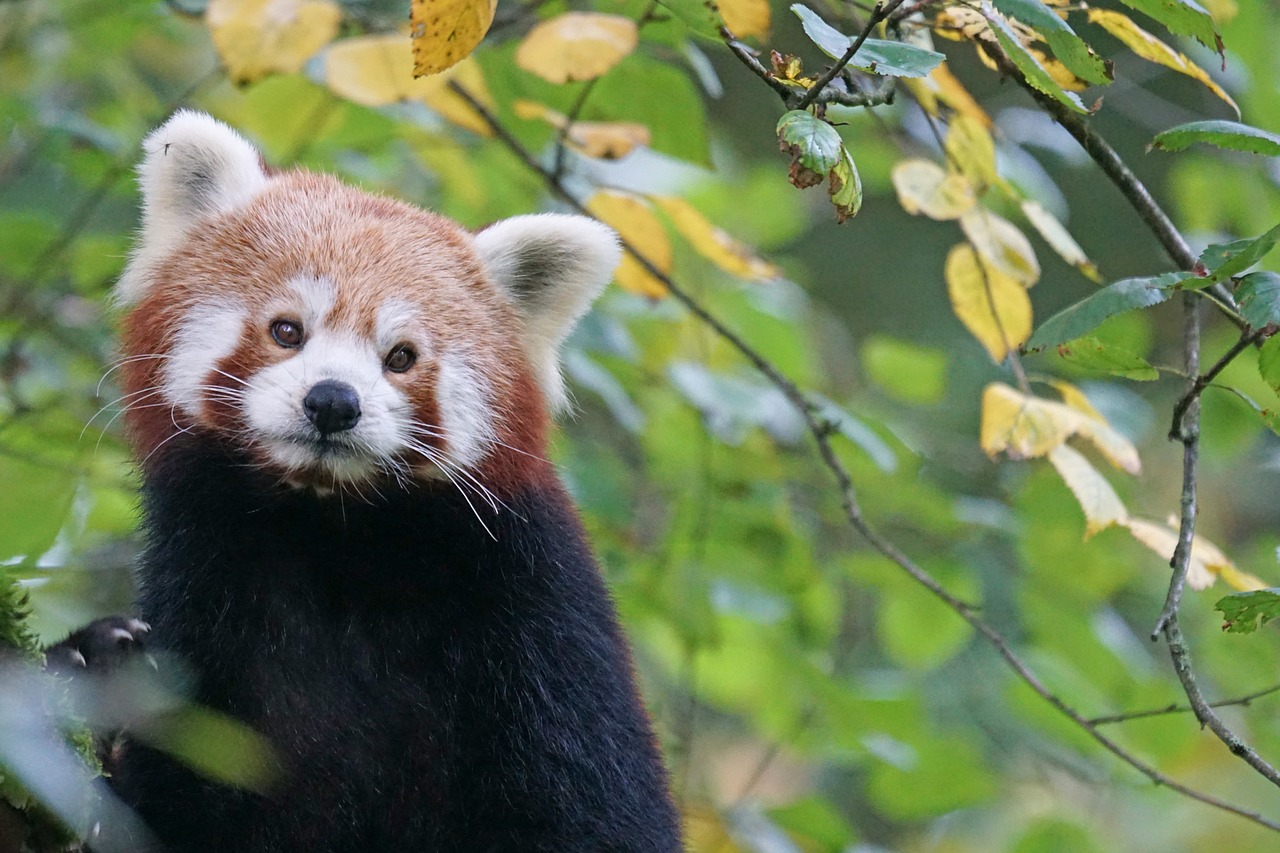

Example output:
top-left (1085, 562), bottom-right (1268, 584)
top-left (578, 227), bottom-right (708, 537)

top-left (768, 796), bottom-right (858, 849)
top-left (1259, 335), bottom-right (1280, 396)
top-left (791, 5), bottom-right (945, 77)
top-left (1198, 222), bottom-right (1280, 281)
top-left (0, 456), bottom-right (78, 563)
top-left (1216, 588), bottom-right (1280, 634)
top-left (992, 0), bottom-right (1111, 84)
top-left (1237, 271), bottom-right (1280, 328)
top-left (816, 399), bottom-right (896, 472)
top-left (830, 146), bottom-right (862, 222)
top-left (654, 0), bottom-right (722, 40)
top-left (776, 110), bottom-right (842, 175)
top-left (1054, 335), bottom-right (1159, 380)
top-left (1025, 272), bottom-right (1186, 351)
top-left (862, 335), bottom-right (948, 404)
top-left (1116, 0), bottom-right (1220, 53)
top-left (981, 2), bottom-right (1088, 113)
top-left (1152, 120), bottom-right (1280, 156)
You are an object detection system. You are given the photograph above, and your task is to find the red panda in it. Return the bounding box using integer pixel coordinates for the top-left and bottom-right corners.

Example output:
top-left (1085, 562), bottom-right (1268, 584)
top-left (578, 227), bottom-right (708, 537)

top-left (72, 110), bottom-right (682, 851)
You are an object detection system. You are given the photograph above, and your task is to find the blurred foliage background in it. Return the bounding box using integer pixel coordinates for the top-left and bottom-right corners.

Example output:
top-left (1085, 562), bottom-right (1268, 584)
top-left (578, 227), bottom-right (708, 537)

top-left (2, 0), bottom-right (1280, 850)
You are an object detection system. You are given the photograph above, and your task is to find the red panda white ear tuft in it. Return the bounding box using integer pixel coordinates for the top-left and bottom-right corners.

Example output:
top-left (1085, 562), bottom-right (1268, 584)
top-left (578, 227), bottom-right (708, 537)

top-left (117, 110), bottom-right (268, 305)
top-left (474, 214), bottom-right (621, 413)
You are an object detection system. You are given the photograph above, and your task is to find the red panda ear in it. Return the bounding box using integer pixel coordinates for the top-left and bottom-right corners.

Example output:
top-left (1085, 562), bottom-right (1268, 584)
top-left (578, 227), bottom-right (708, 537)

top-left (474, 214), bottom-right (621, 413)
top-left (117, 110), bottom-right (268, 305)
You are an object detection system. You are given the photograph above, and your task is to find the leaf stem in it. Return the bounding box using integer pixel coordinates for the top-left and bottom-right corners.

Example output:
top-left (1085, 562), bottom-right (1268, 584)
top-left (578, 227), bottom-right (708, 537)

top-left (1087, 683), bottom-right (1280, 726)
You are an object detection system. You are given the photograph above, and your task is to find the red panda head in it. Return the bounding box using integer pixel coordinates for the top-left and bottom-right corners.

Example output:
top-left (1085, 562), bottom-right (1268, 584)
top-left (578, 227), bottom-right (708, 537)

top-left (116, 111), bottom-right (620, 496)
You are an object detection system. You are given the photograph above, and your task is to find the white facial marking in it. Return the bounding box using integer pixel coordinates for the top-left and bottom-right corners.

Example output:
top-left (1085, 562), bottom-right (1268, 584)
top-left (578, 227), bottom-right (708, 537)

top-left (162, 301), bottom-right (247, 418)
top-left (436, 350), bottom-right (496, 470)
top-left (287, 275), bottom-right (336, 329)
top-left (244, 329), bottom-right (412, 481)
top-left (375, 299), bottom-right (428, 357)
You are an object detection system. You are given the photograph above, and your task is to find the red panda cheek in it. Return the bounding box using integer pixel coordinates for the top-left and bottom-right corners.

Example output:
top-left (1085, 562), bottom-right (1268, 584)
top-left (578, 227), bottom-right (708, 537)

top-left (398, 362), bottom-right (446, 467)
top-left (203, 337), bottom-right (273, 433)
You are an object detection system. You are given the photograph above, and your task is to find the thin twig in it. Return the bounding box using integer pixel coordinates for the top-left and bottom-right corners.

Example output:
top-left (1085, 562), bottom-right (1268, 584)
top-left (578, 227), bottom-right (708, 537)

top-left (1167, 328), bottom-right (1269, 441)
top-left (795, 0), bottom-right (907, 111)
top-left (552, 79), bottom-right (600, 180)
top-left (1088, 683), bottom-right (1280, 726)
top-left (449, 79), bottom-right (1280, 833)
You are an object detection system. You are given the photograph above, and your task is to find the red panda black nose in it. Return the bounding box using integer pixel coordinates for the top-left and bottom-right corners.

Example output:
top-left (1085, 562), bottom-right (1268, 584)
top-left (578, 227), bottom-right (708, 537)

top-left (303, 380), bottom-right (362, 435)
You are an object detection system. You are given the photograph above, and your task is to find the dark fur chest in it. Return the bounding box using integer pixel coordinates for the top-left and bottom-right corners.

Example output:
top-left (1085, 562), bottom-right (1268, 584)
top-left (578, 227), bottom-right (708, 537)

top-left (115, 441), bottom-right (681, 853)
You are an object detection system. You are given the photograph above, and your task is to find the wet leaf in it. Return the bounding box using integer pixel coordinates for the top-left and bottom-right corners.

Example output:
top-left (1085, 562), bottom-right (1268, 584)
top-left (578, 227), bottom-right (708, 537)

top-left (1114, 0), bottom-right (1221, 53)
top-left (1198, 223), bottom-right (1280, 282)
top-left (1236, 271), bottom-right (1280, 328)
top-left (1087, 9), bottom-right (1236, 115)
top-left (586, 191), bottom-right (671, 298)
top-left (1054, 336), bottom-right (1158, 380)
top-left (792, 5), bottom-right (945, 77)
top-left (946, 243), bottom-right (1032, 361)
top-left (981, 2), bottom-right (1087, 113)
top-left (410, 0), bottom-right (497, 76)
top-left (892, 160), bottom-right (977, 220)
top-left (206, 0), bottom-right (341, 84)
top-left (1047, 444), bottom-right (1127, 538)
top-left (1021, 200), bottom-right (1099, 281)
top-left (960, 207), bottom-right (1040, 286)
top-left (1025, 272), bottom-right (1186, 351)
top-left (1152, 120), bottom-right (1280, 156)
top-left (1217, 589), bottom-right (1280, 633)
top-left (515, 12), bottom-right (638, 84)
top-left (653, 196), bottom-right (780, 280)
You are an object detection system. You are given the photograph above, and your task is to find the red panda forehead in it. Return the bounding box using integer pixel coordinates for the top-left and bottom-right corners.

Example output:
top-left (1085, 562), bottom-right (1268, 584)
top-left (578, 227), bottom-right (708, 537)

top-left (154, 172), bottom-right (519, 352)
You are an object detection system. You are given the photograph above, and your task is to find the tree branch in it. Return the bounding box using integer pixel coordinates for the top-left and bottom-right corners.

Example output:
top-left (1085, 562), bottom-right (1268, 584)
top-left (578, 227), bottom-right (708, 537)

top-left (795, 0), bottom-right (907, 111)
top-left (448, 80), bottom-right (1280, 834)
top-left (1167, 328), bottom-right (1269, 441)
top-left (1087, 683), bottom-right (1280, 726)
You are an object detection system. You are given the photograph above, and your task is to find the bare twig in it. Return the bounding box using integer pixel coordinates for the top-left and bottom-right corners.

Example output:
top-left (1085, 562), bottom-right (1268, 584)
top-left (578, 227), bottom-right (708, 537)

top-left (1167, 328), bottom-right (1269, 441)
top-left (795, 0), bottom-right (907, 110)
top-left (449, 79), bottom-right (1280, 833)
top-left (1088, 683), bottom-right (1280, 726)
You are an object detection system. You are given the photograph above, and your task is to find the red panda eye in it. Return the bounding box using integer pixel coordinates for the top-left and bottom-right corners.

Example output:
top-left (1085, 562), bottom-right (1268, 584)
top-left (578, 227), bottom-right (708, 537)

top-left (270, 319), bottom-right (303, 348)
top-left (385, 345), bottom-right (416, 373)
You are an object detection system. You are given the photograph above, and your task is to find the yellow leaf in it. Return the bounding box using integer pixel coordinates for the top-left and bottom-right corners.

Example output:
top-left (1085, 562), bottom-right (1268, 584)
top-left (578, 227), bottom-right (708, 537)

top-left (1047, 444), bottom-right (1127, 538)
top-left (513, 101), bottom-right (649, 158)
top-left (325, 36), bottom-right (496, 135)
top-left (515, 13), bottom-right (638, 84)
top-left (945, 114), bottom-right (998, 190)
top-left (1050, 380), bottom-right (1141, 474)
top-left (1087, 9), bottom-right (1239, 116)
top-left (1020, 200), bottom-right (1099, 282)
top-left (653, 197), bottom-right (779, 281)
top-left (1039, 52), bottom-right (1088, 92)
top-left (946, 243), bottom-right (1032, 361)
top-left (586, 191), bottom-right (670, 298)
top-left (904, 62), bottom-right (992, 128)
top-left (1124, 518), bottom-right (1266, 591)
top-left (891, 160), bottom-right (977, 221)
top-left (206, 0), bottom-right (341, 85)
top-left (410, 0), bottom-right (496, 76)
top-left (980, 382), bottom-right (1084, 459)
top-left (934, 6), bottom-right (990, 41)
top-left (960, 207), bottom-right (1040, 286)
top-left (720, 0), bottom-right (771, 39)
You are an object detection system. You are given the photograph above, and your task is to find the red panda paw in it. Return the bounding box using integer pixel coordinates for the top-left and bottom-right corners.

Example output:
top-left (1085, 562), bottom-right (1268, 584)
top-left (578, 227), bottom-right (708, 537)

top-left (45, 616), bottom-right (152, 675)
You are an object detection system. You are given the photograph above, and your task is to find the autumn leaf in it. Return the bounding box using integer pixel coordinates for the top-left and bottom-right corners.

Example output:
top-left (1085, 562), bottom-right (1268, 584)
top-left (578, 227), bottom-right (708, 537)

top-left (325, 36), bottom-right (494, 135)
top-left (904, 62), bottom-right (992, 128)
top-left (945, 115), bottom-right (998, 191)
top-left (206, 0), bottom-right (341, 85)
top-left (720, 0), bottom-right (771, 39)
top-left (1020, 200), bottom-right (1099, 281)
top-left (654, 197), bottom-right (779, 281)
top-left (960, 207), bottom-right (1040, 286)
top-left (410, 0), bottom-right (497, 77)
top-left (891, 160), bottom-right (977, 221)
top-left (1051, 380), bottom-right (1141, 474)
top-left (946, 243), bottom-right (1031, 361)
top-left (513, 101), bottom-right (650, 159)
top-left (1124, 518), bottom-right (1266, 591)
top-left (1047, 444), bottom-right (1127, 538)
top-left (1088, 9), bottom-right (1238, 116)
top-left (586, 191), bottom-right (671, 298)
top-left (515, 13), bottom-right (639, 84)
top-left (980, 382), bottom-right (1141, 475)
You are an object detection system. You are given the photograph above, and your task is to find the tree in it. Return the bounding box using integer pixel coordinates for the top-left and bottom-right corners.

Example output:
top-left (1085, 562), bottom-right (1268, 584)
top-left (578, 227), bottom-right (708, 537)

top-left (2, 0), bottom-right (1280, 848)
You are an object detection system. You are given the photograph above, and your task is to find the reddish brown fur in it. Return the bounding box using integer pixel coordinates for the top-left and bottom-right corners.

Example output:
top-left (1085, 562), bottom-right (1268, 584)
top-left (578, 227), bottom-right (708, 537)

top-left (120, 170), bottom-right (553, 496)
